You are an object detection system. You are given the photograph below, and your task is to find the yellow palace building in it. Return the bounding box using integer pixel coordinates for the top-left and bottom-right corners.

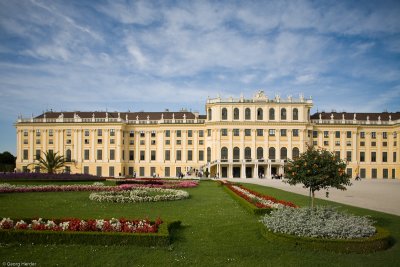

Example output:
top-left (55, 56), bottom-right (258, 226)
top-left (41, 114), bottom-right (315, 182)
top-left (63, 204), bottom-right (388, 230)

top-left (15, 91), bottom-right (400, 179)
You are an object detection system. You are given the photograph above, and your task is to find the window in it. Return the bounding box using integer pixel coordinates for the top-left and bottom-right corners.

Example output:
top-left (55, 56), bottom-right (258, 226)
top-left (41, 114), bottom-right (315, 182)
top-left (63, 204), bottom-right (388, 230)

top-left (222, 108), bottom-right (228, 120)
top-left (383, 132), bottom-right (387, 139)
top-left (245, 147), bottom-right (251, 160)
top-left (199, 140), bottom-right (204, 145)
top-left (109, 166), bottom-right (115, 177)
top-left (176, 150), bottom-right (182, 161)
top-left (360, 152), bottom-right (365, 162)
top-left (280, 147), bottom-right (287, 160)
top-left (36, 139), bottom-right (40, 145)
top-left (207, 129), bottom-right (211, 137)
top-left (383, 169), bottom-right (388, 179)
top-left (371, 142), bottom-right (376, 147)
top-left (176, 130), bottom-right (181, 137)
top-left (176, 140), bottom-right (181, 145)
top-left (245, 108), bottom-right (251, 120)
top-left (199, 150), bottom-right (204, 161)
top-left (257, 147), bottom-right (263, 159)
top-left (151, 140), bottom-right (156, 145)
top-left (23, 139), bottom-right (28, 144)
top-left (335, 151), bottom-right (340, 159)
top-left (324, 131), bottom-right (329, 138)
top-left (151, 150), bottom-right (156, 161)
top-left (47, 129), bottom-right (53, 137)
top-left (281, 108), bottom-right (287, 120)
top-left (360, 132), bottom-right (365, 138)
top-left (346, 151), bottom-right (352, 162)
top-left (151, 131), bottom-right (156, 138)
top-left (66, 139), bottom-right (71, 144)
top-left (129, 131), bottom-right (134, 137)
top-left (233, 129), bottom-right (240, 136)
top-left (83, 166), bottom-right (89, 175)
top-left (221, 147), bottom-right (228, 160)
top-left (23, 130), bottom-right (28, 137)
top-left (269, 129), bottom-right (275, 136)
top-left (83, 139), bottom-right (89, 145)
top-left (97, 139), bottom-right (102, 144)
top-left (324, 141), bottom-right (329, 146)
top-left (313, 131), bottom-right (318, 138)
top-left (96, 166), bottom-right (102, 177)
top-left (257, 129), bottom-right (264, 136)
top-left (97, 149), bottom-right (102, 160)
top-left (165, 150), bottom-right (170, 161)
top-left (129, 150), bottom-right (134, 161)
top-left (245, 129), bottom-right (251, 136)
top-left (165, 140), bottom-right (170, 145)
top-left (36, 129), bottom-right (41, 136)
top-left (371, 152), bottom-right (376, 162)
top-left (382, 152), bottom-right (387, 162)
top-left (140, 131), bottom-right (145, 138)
top-left (360, 168), bottom-right (366, 178)
top-left (313, 141), bottom-right (317, 146)
top-left (371, 132), bottom-right (376, 139)
top-left (208, 108), bottom-right (212, 120)
top-left (335, 131), bottom-right (340, 138)
top-left (49, 139), bottom-right (53, 145)
top-left (207, 147), bottom-right (211, 162)
top-left (360, 141), bottom-right (365, 147)
top-left (122, 150), bottom-right (125, 160)
top-left (187, 150), bottom-right (193, 161)
top-left (393, 169), bottom-right (396, 179)
top-left (188, 130), bottom-right (193, 137)
top-left (221, 129), bottom-right (228, 136)
top-left (371, 168), bottom-right (377, 179)
top-left (383, 142), bottom-right (387, 147)
top-left (280, 129), bottom-right (287, 137)
top-left (346, 141), bottom-right (351, 146)
top-left (268, 147), bottom-right (276, 160)
top-left (233, 108), bottom-right (239, 120)
top-left (176, 167), bottom-right (181, 177)
top-left (110, 129), bottom-right (115, 136)
top-left (84, 130), bottom-right (89, 137)
top-left (347, 131), bottom-right (352, 138)
top-left (165, 167), bottom-right (170, 177)
top-left (187, 140), bottom-right (192, 145)
top-left (84, 150), bottom-right (89, 160)
top-left (335, 141), bottom-right (340, 146)
top-left (140, 167), bottom-right (145, 177)
top-left (347, 168), bottom-right (352, 177)
top-left (110, 139), bottom-right (115, 144)
top-left (292, 129), bottom-right (299, 137)
top-left (35, 150), bottom-right (41, 160)
top-left (233, 147), bottom-right (240, 161)
top-left (293, 108), bottom-right (299, 120)
top-left (66, 129), bottom-right (71, 136)
top-left (140, 151), bottom-right (145, 161)
top-left (269, 108), bottom-right (275, 120)
top-left (394, 152), bottom-right (397, 162)
top-left (257, 108), bottom-right (263, 120)
top-left (110, 149), bottom-right (115, 160)
top-left (97, 129), bottom-right (102, 136)
top-left (199, 130), bottom-right (204, 137)
top-left (165, 130), bottom-right (170, 137)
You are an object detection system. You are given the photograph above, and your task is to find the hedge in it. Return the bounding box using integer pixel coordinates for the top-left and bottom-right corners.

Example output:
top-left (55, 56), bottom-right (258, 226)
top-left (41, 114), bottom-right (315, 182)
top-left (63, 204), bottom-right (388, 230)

top-left (260, 225), bottom-right (392, 254)
top-left (0, 220), bottom-right (181, 247)
top-left (222, 185), bottom-right (272, 215)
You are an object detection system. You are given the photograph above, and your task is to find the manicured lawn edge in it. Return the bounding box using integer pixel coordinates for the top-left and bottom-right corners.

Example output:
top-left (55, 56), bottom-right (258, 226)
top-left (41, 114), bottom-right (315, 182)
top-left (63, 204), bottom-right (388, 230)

top-left (222, 185), bottom-right (272, 215)
top-left (260, 225), bottom-right (392, 254)
top-left (0, 220), bottom-right (181, 247)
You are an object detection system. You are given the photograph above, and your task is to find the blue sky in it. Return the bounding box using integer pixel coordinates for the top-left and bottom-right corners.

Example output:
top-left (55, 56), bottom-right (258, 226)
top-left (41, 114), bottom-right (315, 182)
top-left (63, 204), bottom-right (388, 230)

top-left (1, 0), bottom-right (400, 154)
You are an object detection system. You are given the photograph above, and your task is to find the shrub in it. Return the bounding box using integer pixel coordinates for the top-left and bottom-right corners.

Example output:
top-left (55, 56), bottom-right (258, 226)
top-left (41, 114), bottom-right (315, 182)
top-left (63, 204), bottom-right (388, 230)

top-left (260, 206), bottom-right (376, 239)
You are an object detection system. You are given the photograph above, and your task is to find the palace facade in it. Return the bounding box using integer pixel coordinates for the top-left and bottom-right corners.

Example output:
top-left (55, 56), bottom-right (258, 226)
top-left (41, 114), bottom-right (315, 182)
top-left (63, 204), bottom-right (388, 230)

top-left (15, 91), bottom-right (400, 179)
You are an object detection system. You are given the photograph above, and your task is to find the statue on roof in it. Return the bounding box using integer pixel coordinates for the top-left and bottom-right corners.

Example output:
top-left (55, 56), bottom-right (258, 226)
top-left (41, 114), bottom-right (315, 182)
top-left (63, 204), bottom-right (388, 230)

top-left (253, 90), bottom-right (268, 101)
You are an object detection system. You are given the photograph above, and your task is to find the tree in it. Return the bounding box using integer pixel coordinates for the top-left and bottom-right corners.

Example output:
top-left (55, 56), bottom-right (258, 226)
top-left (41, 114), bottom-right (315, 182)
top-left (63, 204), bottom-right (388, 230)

top-left (0, 151), bottom-right (16, 172)
top-left (284, 145), bottom-right (351, 208)
top-left (36, 151), bottom-right (66, 174)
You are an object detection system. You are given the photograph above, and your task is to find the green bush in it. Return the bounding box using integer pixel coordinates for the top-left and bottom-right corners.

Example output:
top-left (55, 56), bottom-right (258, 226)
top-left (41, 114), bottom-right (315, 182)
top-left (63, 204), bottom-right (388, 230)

top-left (261, 225), bottom-right (392, 254)
top-left (0, 220), bottom-right (181, 247)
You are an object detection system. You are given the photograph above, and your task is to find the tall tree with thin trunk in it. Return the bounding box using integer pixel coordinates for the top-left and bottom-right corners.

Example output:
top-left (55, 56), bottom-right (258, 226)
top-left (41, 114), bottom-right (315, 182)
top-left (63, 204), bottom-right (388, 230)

top-left (36, 151), bottom-right (66, 174)
top-left (284, 145), bottom-right (351, 208)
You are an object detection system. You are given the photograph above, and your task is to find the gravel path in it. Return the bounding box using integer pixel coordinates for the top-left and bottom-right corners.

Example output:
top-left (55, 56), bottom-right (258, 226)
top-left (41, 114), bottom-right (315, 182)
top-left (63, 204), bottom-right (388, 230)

top-left (223, 178), bottom-right (400, 216)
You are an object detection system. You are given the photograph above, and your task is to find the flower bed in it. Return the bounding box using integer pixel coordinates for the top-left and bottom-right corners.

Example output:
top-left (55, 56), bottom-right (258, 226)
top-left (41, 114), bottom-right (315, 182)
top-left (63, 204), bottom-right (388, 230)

top-left (0, 173), bottom-right (104, 181)
top-left (116, 179), bottom-right (199, 189)
top-left (89, 188), bottom-right (190, 203)
top-left (0, 217), bottom-right (181, 246)
top-left (0, 183), bottom-right (119, 194)
top-left (222, 181), bottom-right (297, 214)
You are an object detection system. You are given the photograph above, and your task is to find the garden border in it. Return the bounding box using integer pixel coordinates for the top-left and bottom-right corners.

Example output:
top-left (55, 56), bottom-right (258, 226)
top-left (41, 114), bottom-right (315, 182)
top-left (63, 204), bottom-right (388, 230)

top-left (260, 225), bottom-right (392, 253)
top-left (0, 219), bottom-right (181, 247)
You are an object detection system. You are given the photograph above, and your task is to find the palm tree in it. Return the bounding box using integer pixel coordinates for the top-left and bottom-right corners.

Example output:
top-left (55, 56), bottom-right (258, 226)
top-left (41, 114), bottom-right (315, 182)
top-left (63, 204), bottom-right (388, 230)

top-left (37, 151), bottom-right (66, 174)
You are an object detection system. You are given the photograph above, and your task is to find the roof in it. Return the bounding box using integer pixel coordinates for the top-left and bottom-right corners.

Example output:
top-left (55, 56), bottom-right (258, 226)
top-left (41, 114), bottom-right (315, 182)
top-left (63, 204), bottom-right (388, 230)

top-left (35, 111), bottom-right (203, 120)
top-left (311, 112), bottom-right (400, 121)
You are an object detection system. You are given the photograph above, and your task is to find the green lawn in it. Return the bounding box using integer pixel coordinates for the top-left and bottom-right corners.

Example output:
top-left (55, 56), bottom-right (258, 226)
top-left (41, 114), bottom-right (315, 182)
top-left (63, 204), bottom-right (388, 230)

top-left (0, 181), bottom-right (399, 266)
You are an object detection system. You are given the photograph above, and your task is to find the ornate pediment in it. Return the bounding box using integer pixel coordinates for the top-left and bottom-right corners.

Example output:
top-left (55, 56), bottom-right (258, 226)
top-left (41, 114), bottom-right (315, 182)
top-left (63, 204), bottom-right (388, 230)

top-left (253, 90), bottom-right (268, 101)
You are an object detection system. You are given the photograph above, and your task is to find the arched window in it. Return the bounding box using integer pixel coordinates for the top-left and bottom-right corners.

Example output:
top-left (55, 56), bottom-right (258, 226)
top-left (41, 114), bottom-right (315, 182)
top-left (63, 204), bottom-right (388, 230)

top-left (280, 147), bottom-right (287, 160)
top-left (233, 108), bottom-right (239, 120)
top-left (208, 108), bottom-right (212, 121)
top-left (233, 147), bottom-right (240, 162)
top-left (257, 108), bottom-right (263, 120)
top-left (256, 147), bottom-right (263, 160)
top-left (268, 147), bottom-right (275, 160)
top-left (293, 108), bottom-right (299, 120)
top-left (221, 108), bottom-right (228, 120)
top-left (245, 108), bottom-right (251, 120)
top-left (281, 108), bottom-right (287, 120)
top-left (66, 149), bottom-right (72, 162)
top-left (207, 147), bottom-right (211, 162)
top-left (221, 147), bottom-right (228, 161)
top-left (245, 147), bottom-right (251, 160)
top-left (269, 108), bottom-right (275, 120)
top-left (292, 147), bottom-right (300, 159)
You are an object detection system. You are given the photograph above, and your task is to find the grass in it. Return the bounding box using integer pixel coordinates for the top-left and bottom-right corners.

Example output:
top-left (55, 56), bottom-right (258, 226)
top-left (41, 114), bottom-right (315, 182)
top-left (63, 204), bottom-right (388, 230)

top-left (0, 180), bottom-right (399, 266)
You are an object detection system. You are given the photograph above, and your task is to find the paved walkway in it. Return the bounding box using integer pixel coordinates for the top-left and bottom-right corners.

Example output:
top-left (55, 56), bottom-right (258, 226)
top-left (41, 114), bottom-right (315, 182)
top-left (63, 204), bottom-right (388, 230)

top-left (224, 178), bottom-right (400, 216)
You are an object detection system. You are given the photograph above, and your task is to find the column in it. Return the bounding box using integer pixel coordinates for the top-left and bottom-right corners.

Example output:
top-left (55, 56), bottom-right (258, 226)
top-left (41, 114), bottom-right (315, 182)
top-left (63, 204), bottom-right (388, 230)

top-left (77, 129), bottom-right (82, 162)
top-left (241, 162), bottom-right (245, 178)
top-left (29, 129), bottom-right (34, 162)
top-left (116, 129), bottom-right (121, 162)
top-left (267, 163), bottom-right (272, 179)
top-left (254, 164), bottom-right (258, 179)
top-left (91, 129), bottom-right (95, 162)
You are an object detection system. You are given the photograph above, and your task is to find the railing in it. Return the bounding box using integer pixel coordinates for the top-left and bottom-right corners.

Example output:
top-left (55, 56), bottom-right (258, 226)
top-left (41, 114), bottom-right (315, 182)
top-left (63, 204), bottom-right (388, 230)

top-left (311, 119), bottom-right (400, 125)
top-left (208, 159), bottom-right (286, 165)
